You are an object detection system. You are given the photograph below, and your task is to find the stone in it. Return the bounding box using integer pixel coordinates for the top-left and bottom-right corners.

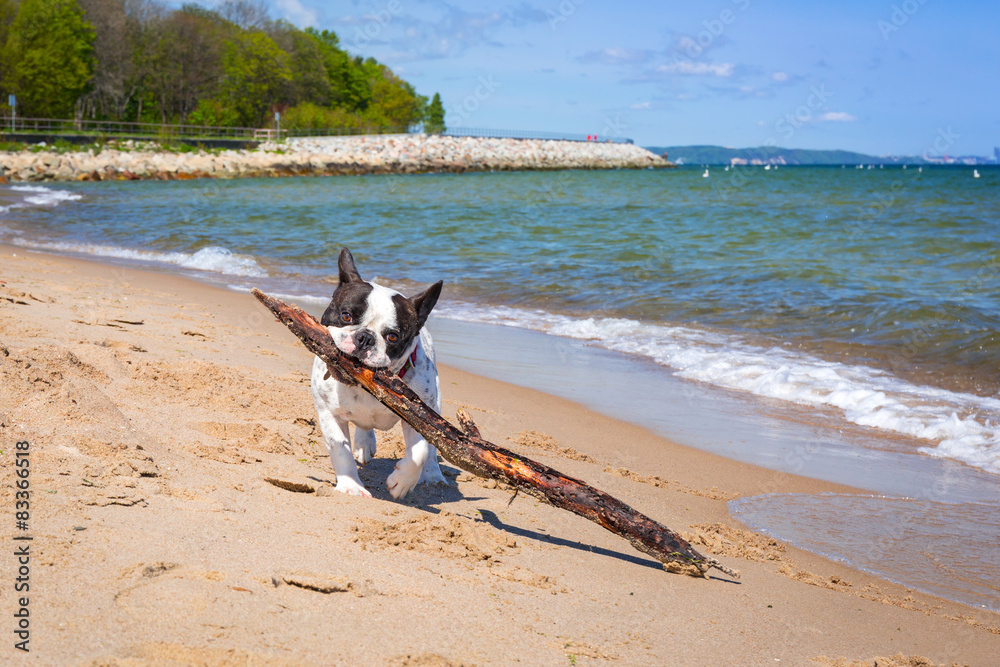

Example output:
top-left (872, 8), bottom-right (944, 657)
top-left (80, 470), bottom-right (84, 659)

top-left (0, 135), bottom-right (670, 183)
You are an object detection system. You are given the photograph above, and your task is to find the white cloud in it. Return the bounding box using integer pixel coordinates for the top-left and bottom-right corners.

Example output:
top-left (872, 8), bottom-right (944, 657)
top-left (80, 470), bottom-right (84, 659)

top-left (630, 101), bottom-right (652, 110)
top-left (656, 61), bottom-right (734, 77)
top-left (274, 0), bottom-right (318, 27)
top-left (602, 47), bottom-right (630, 61)
top-left (772, 71), bottom-right (788, 82)
top-left (578, 47), bottom-right (655, 65)
top-left (677, 36), bottom-right (698, 52)
top-left (819, 111), bottom-right (857, 122)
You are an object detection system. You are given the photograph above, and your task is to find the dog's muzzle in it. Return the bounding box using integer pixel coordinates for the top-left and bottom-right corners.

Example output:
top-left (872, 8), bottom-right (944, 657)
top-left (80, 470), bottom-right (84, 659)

top-left (354, 329), bottom-right (376, 352)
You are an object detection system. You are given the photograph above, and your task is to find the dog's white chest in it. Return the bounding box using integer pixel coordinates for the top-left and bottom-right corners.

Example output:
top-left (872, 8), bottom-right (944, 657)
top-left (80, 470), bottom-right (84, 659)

top-left (310, 357), bottom-right (401, 431)
top-left (334, 383), bottom-right (400, 431)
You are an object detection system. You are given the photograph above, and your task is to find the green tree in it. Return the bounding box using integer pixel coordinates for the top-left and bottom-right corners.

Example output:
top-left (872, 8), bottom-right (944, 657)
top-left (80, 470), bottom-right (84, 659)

top-left (78, 0), bottom-right (150, 120)
top-left (0, 0), bottom-right (17, 55)
top-left (1, 0), bottom-right (434, 132)
top-left (362, 66), bottom-right (426, 130)
top-left (303, 28), bottom-right (369, 111)
top-left (220, 29), bottom-right (291, 126)
top-left (121, 0), bottom-right (168, 123)
top-left (281, 101), bottom-right (365, 132)
top-left (271, 21), bottom-right (331, 107)
top-left (0, 0), bottom-right (16, 114)
top-left (3, 0), bottom-right (96, 118)
top-left (147, 5), bottom-right (229, 123)
top-left (218, 0), bottom-right (269, 31)
top-left (425, 92), bottom-right (445, 134)
top-left (187, 97), bottom-right (240, 127)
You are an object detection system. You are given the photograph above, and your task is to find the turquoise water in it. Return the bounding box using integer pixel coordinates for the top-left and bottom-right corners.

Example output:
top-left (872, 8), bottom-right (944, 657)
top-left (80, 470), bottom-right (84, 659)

top-left (3, 165), bottom-right (1000, 611)
top-left (5, 167), bottom-right (998, 370)
top-left (2, 166), bottom-right (997, 472)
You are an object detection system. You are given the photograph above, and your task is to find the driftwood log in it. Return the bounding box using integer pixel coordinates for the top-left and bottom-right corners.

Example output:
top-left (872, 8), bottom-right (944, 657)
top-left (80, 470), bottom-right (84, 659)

top-left (252, 288), bottom-right (739, 579)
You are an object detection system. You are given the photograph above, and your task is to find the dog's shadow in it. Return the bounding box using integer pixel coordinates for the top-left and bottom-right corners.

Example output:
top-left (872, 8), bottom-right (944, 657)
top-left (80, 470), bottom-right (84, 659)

top-left (474, 508), bottom-right (665, 571)
top-left (328, 460), bottom-right (667, 573)
top-left (308, 459), bottom-right (476, 505)
top-left (310, 461), bottom-right (738, 581)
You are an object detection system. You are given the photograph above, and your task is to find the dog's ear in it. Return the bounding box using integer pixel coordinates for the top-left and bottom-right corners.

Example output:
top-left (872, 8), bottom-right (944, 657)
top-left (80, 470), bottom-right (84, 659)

top-left (338, 248), bottom-right (363, 285)
top-left (411, 281), bottom-right (443, 330)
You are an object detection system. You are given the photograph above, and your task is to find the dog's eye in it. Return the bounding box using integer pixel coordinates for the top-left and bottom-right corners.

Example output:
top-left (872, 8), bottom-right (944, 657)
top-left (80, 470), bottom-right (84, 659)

top-left (340, 311), bottom-right (353, 324)
top-left (386, 332), bottom-right (398, 343)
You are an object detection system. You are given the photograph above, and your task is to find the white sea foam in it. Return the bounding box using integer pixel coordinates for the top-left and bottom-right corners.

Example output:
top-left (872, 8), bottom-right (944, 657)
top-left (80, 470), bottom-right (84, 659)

top-left (436, 302), bottom-right (1000, 474)
top-left (3, 187), bottom-right (263, 277)
top-left (266, 291), bottom-right (330, 306)
top-left (9, 185), bottom-right (83, 207)
top-left (226, 286), bottom-right (329, 306)
top-left (1, 184), bottom-right (83, 218)
top-left (13, 240), bottom-right (268, 278)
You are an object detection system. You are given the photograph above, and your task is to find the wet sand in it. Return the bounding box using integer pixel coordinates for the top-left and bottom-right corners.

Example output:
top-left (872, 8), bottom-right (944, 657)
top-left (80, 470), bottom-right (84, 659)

top-left (1, 244), bottom-right (998, 666)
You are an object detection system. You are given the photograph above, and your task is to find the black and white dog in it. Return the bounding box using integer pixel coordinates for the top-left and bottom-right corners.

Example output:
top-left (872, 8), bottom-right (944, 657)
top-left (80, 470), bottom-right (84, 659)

top-left (311, 248), bottom-right (447, 498)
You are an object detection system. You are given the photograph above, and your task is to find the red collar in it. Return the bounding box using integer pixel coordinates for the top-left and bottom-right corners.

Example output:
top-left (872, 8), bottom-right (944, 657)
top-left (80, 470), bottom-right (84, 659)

top-left (398, 348), bottom-right (418, 379)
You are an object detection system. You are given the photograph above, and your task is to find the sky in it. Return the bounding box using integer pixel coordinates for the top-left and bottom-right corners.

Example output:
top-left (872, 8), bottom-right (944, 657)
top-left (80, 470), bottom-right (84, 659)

top-left (203, 0), bottom-right (998, 156)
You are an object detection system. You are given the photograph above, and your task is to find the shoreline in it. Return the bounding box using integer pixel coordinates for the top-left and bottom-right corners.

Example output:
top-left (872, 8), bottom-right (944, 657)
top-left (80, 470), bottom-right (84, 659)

top-left (0, 134), bottom-right (671, 183)
top-left (4, 170), bottom-right (999, 613)
top-left (2, 243), bottom-right (999, 665)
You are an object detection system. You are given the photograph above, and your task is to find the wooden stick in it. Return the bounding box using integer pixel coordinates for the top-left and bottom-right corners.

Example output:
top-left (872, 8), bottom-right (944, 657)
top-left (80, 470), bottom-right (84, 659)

top-left (252, 288), bottom-right (739, 579)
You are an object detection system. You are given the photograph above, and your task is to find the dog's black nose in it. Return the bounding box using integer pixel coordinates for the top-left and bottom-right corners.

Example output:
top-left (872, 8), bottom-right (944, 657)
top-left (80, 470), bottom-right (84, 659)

top-left (355, 329), bottom-right (376, 351)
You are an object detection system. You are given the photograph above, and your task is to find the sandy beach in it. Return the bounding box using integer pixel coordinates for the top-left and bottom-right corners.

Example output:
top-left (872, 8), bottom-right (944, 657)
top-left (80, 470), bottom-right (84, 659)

top-left (2, 244), bottom-right (998, 666)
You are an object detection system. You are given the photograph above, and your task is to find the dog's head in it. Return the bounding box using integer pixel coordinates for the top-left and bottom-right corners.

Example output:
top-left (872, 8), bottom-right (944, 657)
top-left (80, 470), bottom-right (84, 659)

top-left (321, 248), bottom-right (443, 369)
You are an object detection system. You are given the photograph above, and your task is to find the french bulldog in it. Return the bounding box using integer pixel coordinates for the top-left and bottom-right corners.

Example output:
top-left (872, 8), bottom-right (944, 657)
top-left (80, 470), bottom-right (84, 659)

top-left (311, 248), bottom-right (447, 498)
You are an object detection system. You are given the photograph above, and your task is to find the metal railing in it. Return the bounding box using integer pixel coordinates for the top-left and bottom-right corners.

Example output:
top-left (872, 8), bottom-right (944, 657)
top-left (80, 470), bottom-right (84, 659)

top-left (1, 116), bottom-right (634, 145)
top-left (1, 116), bottom-right (260, 140)
top-left (283, 125), bottom-right (416, 138)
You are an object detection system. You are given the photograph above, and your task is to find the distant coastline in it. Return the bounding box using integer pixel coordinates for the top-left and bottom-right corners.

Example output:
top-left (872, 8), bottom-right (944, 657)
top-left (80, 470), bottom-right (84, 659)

top-left (648, 144), bottom-right (998, 166)
top-left (0, 135), bottom-right (670, 183)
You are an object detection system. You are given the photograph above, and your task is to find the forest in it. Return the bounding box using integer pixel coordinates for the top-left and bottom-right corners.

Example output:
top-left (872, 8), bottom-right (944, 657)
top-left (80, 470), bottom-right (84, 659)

top-left (0, 0), bottom-right (446, 133)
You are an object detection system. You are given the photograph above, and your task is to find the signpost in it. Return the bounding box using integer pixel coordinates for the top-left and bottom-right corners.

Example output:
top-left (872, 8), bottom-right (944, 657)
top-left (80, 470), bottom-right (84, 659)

top-left (275, 111), bottom-right (280, 141)
top-left (8, 94), bottom-right (14, 134)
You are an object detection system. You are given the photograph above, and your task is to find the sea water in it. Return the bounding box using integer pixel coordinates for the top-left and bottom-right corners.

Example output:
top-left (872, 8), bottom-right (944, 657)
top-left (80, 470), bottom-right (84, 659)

top-left (2, 165), bottom-right (998, 609)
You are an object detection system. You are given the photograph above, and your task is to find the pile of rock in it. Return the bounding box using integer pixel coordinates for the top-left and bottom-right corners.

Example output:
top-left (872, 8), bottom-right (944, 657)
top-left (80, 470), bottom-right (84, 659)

top-left (0, 134), bottom-right (670, 183)
top-left (284, 134), bottom-right (669, 172)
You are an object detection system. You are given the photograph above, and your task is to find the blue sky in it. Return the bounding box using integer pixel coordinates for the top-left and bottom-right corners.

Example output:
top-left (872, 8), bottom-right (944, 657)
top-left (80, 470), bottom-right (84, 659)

top-left (215, 1), bottom-right (997, 155)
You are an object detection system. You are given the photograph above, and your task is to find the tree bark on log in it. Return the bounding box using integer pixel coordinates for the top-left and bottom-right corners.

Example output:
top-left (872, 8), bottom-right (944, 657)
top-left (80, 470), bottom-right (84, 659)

top-left (252, 288), bottom-right (739, 579)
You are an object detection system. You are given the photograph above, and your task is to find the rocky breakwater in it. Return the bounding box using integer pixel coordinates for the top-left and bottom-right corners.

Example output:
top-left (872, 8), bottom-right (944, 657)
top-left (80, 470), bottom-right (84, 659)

top-left (286, 134), bottom-right (671, 173)
top-left (0, 134), bottom-right (669, 183)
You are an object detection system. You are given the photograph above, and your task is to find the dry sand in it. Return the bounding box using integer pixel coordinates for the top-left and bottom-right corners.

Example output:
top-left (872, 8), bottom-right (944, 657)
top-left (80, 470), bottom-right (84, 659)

top-left (1, 245), bottom-right (998, 666)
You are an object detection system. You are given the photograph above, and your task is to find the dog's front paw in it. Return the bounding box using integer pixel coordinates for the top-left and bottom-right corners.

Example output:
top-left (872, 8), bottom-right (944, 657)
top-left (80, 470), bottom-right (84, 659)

top-left (334, 478), bottom-right (372, 498)
top-left (386, 459), bottom-right (422, 499)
